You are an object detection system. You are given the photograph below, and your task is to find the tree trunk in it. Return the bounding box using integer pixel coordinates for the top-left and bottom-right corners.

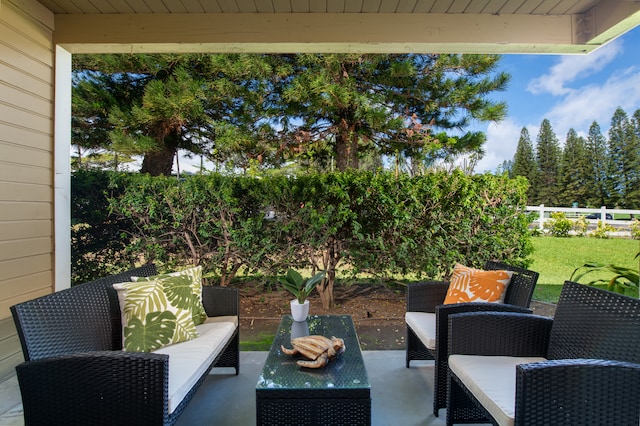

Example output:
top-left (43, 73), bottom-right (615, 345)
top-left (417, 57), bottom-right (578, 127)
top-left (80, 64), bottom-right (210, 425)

top-left (140, 146), bottom-right (176, 176)
top-left (335, 118), bottom-right (359, 171)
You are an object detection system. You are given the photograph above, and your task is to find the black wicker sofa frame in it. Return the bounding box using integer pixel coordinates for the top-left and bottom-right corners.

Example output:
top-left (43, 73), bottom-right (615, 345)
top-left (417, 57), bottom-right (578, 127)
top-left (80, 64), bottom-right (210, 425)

top-left (405, 260), bottom-right (539, 416)
top-left (446, 280), bottom-right (640, 426)
top-left (10, 264), bottom-right (240, 426)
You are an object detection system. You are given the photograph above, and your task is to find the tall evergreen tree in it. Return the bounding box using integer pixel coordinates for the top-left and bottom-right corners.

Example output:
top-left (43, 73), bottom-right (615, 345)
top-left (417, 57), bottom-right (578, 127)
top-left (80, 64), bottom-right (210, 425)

top-left (511, 127), bottom-right (537, 203)
top-left (279, 53), bottom-right (509, 171)
top-left (608, 107), bottom-right (640, 208)
top-left (584, 121), bottom-right (609, 207)
top-left (558, 129), bottom-right (589, 206)
top-left (534, 119), bottom-right (561, 205)
top-left (72, 54), bottom-right (280, 175)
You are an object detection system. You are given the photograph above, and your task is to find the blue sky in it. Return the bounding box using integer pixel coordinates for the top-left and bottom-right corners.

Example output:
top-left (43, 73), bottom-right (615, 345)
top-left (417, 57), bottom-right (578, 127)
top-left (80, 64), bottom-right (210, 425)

top-left (475, 25), bottom-right (640, 173)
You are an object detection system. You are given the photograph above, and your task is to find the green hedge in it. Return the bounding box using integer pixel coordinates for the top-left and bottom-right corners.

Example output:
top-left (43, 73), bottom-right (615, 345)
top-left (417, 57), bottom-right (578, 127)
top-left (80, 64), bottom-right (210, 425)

top-left (72, 170), bottom-right (532, 305)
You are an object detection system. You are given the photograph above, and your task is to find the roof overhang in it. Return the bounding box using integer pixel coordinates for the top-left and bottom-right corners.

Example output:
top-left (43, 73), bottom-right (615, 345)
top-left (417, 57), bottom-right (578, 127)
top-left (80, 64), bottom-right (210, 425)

top-left (46, 2), bottom-right (640, 55)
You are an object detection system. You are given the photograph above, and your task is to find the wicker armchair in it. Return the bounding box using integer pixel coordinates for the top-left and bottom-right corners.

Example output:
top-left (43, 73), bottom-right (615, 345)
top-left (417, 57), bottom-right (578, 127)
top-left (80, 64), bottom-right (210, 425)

top-left (405, 260), bottom-right (539, 416)
top-left (11, 264), bottom-right (240, 426)
top-left (447, 280), bottom-right (640, 426)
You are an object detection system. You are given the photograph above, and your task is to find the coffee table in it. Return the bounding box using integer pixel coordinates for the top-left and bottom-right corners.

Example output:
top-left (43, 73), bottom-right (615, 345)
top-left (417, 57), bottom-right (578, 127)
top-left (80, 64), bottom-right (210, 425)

top-left (256, 315), bottom-right (371, 425)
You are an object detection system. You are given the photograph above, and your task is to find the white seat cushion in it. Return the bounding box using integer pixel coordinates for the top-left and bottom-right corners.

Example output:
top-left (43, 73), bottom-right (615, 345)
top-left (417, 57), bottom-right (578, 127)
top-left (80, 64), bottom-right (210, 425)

top-left (153, 316), bottom-right (238, 414)
top-left (405, 312), bottom-right (436, 350)
top-left (449, 355), bottom-right (547, 426)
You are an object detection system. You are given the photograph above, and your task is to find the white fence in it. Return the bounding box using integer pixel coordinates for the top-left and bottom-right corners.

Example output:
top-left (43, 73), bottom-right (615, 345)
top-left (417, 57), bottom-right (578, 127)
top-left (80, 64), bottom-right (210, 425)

top-left (526, 204), bottom-right (639, 233)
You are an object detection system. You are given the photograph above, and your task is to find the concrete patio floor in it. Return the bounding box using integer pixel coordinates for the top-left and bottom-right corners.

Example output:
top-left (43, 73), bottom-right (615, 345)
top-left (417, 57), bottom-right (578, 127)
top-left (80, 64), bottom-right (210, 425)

top-left (0, 350), bottom-right (489, 425)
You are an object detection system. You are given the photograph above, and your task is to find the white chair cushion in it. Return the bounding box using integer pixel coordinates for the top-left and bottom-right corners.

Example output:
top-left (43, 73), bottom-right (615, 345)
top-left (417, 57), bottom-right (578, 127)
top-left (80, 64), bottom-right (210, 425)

top-left (405, 312), bottom-right (436, 350)
top-left (448, 355), bottom-right (547, 426)
top-left (153, 316), bottom-right (238, 414)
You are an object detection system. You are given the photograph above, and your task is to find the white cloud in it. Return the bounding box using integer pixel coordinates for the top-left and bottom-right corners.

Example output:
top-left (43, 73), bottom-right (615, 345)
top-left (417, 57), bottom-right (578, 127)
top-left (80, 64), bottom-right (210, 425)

top-left (475, 119), bottom-right (538, 173)
top-left (545, 66), bottom-right (640, 139)
top-left (527, 40), bottom-right (622, 96)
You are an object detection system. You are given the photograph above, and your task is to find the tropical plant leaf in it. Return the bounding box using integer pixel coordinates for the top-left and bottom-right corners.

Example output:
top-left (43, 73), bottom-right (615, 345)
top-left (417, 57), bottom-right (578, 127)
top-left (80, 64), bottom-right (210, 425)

top-left (122, 281), bottom-right (168, 319)
top-left (124, 310), bottom-right (177, 352)
top-left (161, 276), bottom-right (196, 310)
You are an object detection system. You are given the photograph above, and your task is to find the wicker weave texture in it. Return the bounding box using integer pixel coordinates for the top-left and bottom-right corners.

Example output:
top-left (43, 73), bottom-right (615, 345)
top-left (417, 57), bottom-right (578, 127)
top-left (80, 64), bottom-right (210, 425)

top-left (10, 265), bottom-right (241, 426)
top-left (447, 281), bottom-right (640, 426)
top-left (405, 261), bottom-right (539, 417)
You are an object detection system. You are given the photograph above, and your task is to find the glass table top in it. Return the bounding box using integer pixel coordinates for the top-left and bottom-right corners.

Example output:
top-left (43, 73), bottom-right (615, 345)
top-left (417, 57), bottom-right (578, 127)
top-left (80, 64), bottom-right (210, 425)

top-left (256, 315), bottom-right (370, 391)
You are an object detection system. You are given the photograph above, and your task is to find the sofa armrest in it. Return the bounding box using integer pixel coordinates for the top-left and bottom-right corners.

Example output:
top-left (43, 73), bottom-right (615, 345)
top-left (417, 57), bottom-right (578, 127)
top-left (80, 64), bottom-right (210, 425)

top-left (16, 351), bottom-right (170, 426)
top-left (515, 359), bottom-right (640, 426)
top-left (202, 286), bottom-right (239, 317)
top-left (449, 311), bottom-right (552, 357)
top-left (406, 281), bottom-right (449, 313)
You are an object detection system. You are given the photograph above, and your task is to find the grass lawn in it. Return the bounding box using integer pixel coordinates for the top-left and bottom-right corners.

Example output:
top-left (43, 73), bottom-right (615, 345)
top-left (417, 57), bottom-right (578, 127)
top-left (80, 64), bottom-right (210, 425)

top-left (530, 236), bottom-right (639, 303)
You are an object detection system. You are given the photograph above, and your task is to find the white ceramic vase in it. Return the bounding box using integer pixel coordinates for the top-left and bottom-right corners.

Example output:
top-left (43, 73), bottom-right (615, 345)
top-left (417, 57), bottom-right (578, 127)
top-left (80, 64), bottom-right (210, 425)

top-left (290, 299), bottom-right (310, 322)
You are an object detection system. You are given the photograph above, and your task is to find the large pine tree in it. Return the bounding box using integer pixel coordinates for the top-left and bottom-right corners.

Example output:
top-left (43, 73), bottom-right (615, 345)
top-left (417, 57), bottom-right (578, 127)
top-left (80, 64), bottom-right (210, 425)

top-left (608, 107), bottom-right (640, 208)
top-left (511, 127), bottom-right (537, 203)
top-left (534, 119), bottom-right (561, 205)
top-left (558, 128), bottom-right (589, 206)
top-left (584, 121), bottom-right (609, 207)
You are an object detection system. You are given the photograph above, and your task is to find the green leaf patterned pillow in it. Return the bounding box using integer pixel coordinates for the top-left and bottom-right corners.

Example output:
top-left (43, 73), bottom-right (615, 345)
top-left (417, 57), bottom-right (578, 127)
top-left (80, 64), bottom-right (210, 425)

top-left (113, 279), bottom-right (199, 352)
top-left (132, 266), bottom-right (208, 326)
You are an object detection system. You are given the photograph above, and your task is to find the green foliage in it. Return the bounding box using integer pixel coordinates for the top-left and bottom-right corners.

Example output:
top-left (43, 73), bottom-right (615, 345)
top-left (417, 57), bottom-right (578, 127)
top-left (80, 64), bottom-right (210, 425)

top-left (545, 212), bottom-right (573, 237)
top-left (71, 169), bottom-right (138, 285)
top-left (591, 220), bottom-right (615, 239)
top-left (75, 170), bottom-right (533, 307)
top-left (570, 244), bottom-right (640, 294)
top-left (631, 219), bottom-right (640, 240)
top-left (573, 215), bottom-right (589, 237)
top-left (278, 269), bottom-right (325, 304)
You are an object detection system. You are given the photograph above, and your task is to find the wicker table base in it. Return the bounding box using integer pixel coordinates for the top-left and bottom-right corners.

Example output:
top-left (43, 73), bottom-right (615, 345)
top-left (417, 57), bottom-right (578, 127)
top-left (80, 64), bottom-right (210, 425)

top-left (256, 315), bottom-right (371, 425)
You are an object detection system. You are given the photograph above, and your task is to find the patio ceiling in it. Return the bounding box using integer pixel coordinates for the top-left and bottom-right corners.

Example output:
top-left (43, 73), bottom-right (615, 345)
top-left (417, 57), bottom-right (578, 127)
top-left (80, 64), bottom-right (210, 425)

top-left (37, 0), bottom-right (640, 55)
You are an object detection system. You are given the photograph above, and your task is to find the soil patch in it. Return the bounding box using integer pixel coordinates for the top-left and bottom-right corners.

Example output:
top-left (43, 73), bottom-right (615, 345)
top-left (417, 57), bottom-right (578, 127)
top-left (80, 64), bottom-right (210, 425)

top-left (233, 281), bottom-right (556, 350)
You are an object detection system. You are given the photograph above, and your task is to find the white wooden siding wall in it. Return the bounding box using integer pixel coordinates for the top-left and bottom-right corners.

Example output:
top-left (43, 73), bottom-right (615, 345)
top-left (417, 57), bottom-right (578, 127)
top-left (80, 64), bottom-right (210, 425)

top-left (0, 0), bottom-right (55, 381)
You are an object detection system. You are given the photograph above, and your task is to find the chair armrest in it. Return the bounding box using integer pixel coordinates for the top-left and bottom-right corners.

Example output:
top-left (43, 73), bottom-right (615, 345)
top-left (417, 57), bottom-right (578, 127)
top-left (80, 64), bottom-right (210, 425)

top-left (202, 286), bottom-right (239, 317)
top-left (435, 303), bottom-right (532, 358)
top-left (515, 359), bottom-right (640, 426)
top-left (449, 311), bottom-right (552, 356)
top-left (406, 281), bottom-right (449, 313)
top-left (16, 351), bottom-right (169, 425)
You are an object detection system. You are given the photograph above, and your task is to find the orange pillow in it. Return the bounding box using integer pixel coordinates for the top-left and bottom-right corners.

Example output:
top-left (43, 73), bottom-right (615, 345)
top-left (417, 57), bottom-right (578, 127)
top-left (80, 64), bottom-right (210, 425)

top-left (443, 263), bottom-right (513, 304)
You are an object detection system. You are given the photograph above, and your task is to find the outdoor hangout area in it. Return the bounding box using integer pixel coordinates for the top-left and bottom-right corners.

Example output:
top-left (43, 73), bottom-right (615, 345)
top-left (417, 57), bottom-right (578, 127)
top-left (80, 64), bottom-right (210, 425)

top-left (4, 258), bottom-right (640, 425)
top-left (4, 1), bottom-right (640, 426)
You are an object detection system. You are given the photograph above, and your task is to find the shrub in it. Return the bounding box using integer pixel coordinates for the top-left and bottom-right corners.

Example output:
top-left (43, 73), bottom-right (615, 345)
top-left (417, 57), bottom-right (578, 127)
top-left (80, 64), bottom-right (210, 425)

top-left (545, 212), bottom-right (573, 237)
top-left (631, 219), bottom-right (640, 240)
top-left (591, 220), bottom-right (615, 239)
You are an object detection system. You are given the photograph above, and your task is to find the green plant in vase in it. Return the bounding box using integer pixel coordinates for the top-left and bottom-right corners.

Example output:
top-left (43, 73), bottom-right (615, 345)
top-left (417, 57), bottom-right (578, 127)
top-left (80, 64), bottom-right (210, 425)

top-left (279, 269), bottom-right (325, 321)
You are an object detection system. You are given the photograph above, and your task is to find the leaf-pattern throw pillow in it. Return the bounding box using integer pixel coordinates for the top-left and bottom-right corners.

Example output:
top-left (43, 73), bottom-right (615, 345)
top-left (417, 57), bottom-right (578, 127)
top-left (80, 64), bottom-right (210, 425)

top-left (443, 263), bottom-right (513, 304)
top-left (113, 279), bottom-right (199, 352)
top-left (132, 265), bottom-right (208, 325)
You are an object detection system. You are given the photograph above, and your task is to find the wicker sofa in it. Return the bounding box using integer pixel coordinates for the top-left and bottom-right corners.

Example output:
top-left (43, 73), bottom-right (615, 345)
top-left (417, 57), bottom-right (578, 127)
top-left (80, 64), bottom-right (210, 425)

top-left (10, 264), bottom-right (240, 426)
top-left (446, 280), bottom-right (640, 426)
top-left (405, 260), bottom-right (539, 416)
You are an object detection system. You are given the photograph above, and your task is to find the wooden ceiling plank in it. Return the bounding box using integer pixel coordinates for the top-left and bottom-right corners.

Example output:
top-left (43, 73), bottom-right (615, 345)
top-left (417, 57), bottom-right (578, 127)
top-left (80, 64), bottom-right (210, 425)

top-left (480, 0), bottom-right (507, 14)
top-left (498, 0), bottom-right (526, 14)
top-left (343, 0), bottom-right (363, 12)
top-left (412, 0), bottom-right (437, 12)
top-left (326, 0), bottom-right (345, 13)
top-left (123, 0), bottom-right (153, 13)
top-left (105, 0), bottom-right (136, 13)
top-left (216, 0), bottom-right (240, 12)
top-left (361, 0), bottom-right (381, 13)
top-left (253, 0), bottom-right (275, 12)
top-left (379, 0), bottom-right (400, 13)
top-left (430, 0), bottom-right (451, 13)
top-left (395, 0), bottom-right (418, 13)
top-left (309, 0), bottom-right (326, 13)
top-left (178, 0), bottom-right (206, 13)
top-left (270, 0), bottom-right (291, 13)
